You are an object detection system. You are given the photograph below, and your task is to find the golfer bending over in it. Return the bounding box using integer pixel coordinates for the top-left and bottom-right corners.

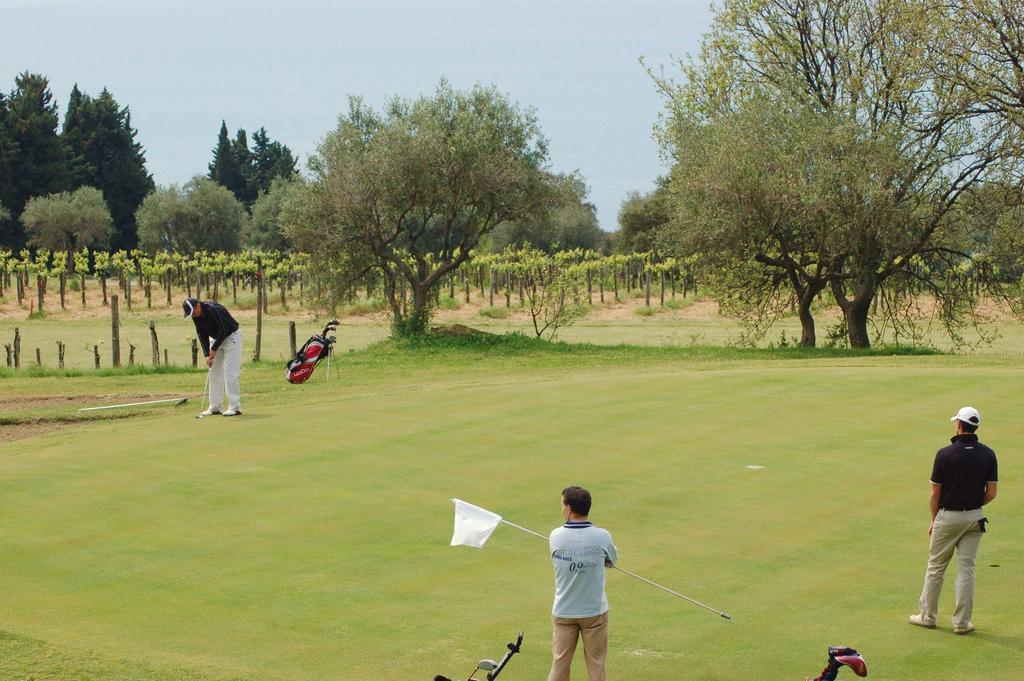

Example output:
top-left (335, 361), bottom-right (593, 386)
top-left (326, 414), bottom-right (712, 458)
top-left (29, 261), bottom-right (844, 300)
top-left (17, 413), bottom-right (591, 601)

top-left (183, 297), bottom-right (243, 416)
top-left (549, 486), bottom-right (617, 681)
top-left (910, 406), bottom-right (998, 634)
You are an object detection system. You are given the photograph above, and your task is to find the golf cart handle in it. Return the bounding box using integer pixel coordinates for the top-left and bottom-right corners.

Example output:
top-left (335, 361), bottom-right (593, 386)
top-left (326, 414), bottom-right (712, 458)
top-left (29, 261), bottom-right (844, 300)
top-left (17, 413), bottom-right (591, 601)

top-left (487, 631), bottom-right (523, 680)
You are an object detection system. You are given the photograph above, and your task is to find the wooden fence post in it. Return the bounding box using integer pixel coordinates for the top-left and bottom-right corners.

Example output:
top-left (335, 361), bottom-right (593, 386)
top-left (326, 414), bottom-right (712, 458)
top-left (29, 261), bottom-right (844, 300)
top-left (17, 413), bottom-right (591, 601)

top-left (191, 338), bottom-right (198, 367)
top-left (128, 342), bottom-right (135, 366)
top-left (111, 295), bottom-right (121, 367)
top-left (57, 341), bottom-right (65, 368)
top-left (164, 349), bottom-right (169, 366)
top-left (35, 347), bottom-right (41, 365)
top-left (5, 344), bottom-right (12, 367)
top-left (289, 321), bottom-right (297, 357)
top-left (262, 271), bottom-right (268, 314)
top-left (254, 260), bottom-right (263, 362)
top-left (59, 271), bottom-right (66, 309)
top-left (149, 321), bottom-right (160, 366)
top-left (93, 345), bottom-right (100, 369)
top-left (13, 327), bottom-right (20, 369)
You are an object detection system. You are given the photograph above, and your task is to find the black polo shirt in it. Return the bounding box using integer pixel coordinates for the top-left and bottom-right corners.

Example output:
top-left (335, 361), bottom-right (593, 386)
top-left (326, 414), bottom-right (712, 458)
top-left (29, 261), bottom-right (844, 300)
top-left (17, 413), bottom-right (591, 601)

top-left (930, 433), bottom-right (998, 511)
top-left (191, 301), bottom-right (239, 357)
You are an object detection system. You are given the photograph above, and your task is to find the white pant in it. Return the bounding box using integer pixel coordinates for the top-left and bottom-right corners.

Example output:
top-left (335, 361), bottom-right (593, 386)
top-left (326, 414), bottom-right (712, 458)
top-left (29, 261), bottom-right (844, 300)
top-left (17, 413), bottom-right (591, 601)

top-left (209, 330), bottom-right (242, 411)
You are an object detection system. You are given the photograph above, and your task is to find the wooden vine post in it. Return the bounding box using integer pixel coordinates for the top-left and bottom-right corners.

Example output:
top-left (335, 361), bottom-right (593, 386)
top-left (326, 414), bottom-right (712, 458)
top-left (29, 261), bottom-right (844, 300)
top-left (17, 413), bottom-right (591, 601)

top-left (111, 295), bottom-right (121, 367)
top-left (149, 321), bottom-right (160, 366)
top-left (254, 258), bottom-right (263, 363)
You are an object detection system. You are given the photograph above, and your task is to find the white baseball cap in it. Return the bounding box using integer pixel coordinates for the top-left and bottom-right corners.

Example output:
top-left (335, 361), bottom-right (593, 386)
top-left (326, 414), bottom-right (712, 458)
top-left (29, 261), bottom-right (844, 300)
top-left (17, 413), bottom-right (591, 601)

top-left (950, 406), bottom-right (980, 427)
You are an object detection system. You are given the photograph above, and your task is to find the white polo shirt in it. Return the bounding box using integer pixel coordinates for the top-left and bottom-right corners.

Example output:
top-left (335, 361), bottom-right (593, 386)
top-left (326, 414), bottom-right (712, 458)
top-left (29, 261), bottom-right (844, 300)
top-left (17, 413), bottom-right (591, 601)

top-left (549, 520), bottom-right (618, 618)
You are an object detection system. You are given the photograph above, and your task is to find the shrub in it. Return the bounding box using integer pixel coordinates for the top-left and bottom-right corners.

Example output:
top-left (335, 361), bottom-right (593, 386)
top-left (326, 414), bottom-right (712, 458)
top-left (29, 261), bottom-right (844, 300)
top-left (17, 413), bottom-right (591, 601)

top-left (479, 306), bottom-right (511, 320)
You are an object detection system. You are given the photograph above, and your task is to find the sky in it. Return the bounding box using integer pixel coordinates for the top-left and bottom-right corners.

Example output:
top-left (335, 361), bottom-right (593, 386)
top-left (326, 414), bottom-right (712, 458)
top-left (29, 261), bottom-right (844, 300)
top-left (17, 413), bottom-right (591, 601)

top-left (0, 0), bottom-right (714, 230)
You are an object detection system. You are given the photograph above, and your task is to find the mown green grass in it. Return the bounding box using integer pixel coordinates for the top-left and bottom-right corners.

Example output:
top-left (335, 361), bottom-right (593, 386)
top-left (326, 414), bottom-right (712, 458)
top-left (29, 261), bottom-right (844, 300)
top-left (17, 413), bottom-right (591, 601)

top-left (1, 338), bottom-right (1022, 680)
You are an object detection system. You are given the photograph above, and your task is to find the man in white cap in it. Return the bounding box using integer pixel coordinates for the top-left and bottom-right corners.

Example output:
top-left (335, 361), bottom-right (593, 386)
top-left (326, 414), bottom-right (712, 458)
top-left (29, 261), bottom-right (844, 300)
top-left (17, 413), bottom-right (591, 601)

top-left (910, 406), bottom-right (998, 634)
top-left (183, 297), bottom-right (243, 416)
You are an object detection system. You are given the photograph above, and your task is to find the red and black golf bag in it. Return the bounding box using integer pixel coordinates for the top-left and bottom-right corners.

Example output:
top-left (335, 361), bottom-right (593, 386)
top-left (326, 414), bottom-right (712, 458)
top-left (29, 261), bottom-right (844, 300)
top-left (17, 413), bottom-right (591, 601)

top-left (809, 646), bottom-right (867, 681)
top-left (285, 320), bottom-right (339, 384)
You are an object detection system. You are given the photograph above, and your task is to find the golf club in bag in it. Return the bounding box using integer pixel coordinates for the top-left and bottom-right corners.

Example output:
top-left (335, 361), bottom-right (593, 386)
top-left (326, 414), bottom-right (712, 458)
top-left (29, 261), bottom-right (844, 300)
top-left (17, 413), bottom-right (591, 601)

top-left (807, 646), bottom-right (868, 681)
top-left (285, 319), bottom-right (339, 384)
top-left (434, 631), bottom-right (523, 681)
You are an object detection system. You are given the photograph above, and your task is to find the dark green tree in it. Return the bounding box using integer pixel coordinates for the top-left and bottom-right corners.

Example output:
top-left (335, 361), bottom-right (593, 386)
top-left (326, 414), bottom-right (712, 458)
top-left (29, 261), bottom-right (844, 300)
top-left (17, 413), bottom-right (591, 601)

top-left (208, 121), bottom-right (245, 201)
top-left (62, 85), bottom-right (154, 250)
top-left (3, 73), bottom-right (70, 248)
top-left (230, 128), bottom-right (258, 206)
top-left (252, 127), bottom-right (297, 194)
top-left (209, 123), bottom-right (297, 209)
top-left (0, 93), bottom-right (19, 247)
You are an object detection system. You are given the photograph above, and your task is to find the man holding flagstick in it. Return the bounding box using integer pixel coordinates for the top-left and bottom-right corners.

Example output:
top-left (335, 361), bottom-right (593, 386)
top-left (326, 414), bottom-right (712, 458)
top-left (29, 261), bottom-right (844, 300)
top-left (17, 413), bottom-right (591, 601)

top-left (548, 486), bottom-right (617, 681)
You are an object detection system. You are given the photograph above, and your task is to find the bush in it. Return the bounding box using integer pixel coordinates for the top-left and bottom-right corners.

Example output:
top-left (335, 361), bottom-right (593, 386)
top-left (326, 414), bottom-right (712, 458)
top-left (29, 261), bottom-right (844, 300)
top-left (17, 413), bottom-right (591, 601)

top-left (437, 294), bottom-right (460, 311)
top-left (479, 306), bottom-right (511, 319)
top-left (340, 297), bottom-right (389, 316)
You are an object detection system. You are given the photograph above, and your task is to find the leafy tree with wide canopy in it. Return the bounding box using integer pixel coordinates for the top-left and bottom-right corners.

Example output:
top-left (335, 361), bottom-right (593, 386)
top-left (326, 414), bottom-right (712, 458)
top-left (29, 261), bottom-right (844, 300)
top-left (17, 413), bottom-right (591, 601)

top-left (21, 186), bottom-right (112, 252)
top-left (616, 179), bottom-right (672, 254)
top-left (654, 0), bottom-right (1018, 347)
top-left (487, 173), bottom-right (606, 253)
top-left (288, 80), bottom-right (556, 335)
top-left (136, 177), bottom-right (246, 253)
top-left (246, 175), bottom-right (304, 251)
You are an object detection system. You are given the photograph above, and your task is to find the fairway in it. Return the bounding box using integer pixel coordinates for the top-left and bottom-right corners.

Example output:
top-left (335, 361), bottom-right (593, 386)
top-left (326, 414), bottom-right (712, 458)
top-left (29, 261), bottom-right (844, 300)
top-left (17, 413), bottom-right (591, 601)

top-left (1, 343), bottom-right (1022, 680)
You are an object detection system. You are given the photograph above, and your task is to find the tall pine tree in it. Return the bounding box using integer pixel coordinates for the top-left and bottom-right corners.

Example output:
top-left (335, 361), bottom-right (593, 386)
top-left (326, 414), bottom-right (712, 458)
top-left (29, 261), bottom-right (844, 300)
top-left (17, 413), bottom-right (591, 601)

top-left (0, 93), bottom-right (19, 247)
top-left (252, 127), bottom-right (298, 195)
top-left (3, 73), bottom-right (69, 249)
top-left (230, 128), bottom-right (258, 207)
top-left (208, 121), bottom-right (245, 204)
top-left (209, 123), bottom-right (297, 209)
top-left (63, 85), bottom-right (154, 250)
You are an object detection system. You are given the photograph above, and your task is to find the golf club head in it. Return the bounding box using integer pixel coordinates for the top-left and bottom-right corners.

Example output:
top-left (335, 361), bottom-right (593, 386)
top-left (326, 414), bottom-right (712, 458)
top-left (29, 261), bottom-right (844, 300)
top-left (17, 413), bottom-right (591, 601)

top-left (477, 659), bottom-right (498, 671)
top-left (175, 397), bottom-right (188, 406)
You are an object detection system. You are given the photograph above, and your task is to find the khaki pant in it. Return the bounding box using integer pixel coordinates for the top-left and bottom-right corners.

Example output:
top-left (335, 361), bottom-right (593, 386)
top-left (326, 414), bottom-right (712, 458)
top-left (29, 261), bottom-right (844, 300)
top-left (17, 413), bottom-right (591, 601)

top-left (917, 508), bottom-right (984, 629)
top-left (548, 611), bottom-right (608, 681)
top-left (209, 330), bottom-right (242, 412)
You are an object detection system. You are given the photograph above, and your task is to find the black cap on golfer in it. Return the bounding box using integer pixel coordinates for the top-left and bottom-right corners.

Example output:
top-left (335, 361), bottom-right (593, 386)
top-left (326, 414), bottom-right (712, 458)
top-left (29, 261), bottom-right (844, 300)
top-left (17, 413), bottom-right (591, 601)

top-left (182, 297), bottom-right (199, 319)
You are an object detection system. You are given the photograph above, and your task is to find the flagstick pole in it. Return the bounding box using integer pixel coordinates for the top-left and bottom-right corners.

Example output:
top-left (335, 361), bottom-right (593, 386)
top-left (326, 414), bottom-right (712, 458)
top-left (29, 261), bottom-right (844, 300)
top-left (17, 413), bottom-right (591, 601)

top-left (500, 519), bottom-right (548, 540)
top-left (496, 517), bottom-right (731, 620)
top-left (609, 566), bottom-right (731, 619)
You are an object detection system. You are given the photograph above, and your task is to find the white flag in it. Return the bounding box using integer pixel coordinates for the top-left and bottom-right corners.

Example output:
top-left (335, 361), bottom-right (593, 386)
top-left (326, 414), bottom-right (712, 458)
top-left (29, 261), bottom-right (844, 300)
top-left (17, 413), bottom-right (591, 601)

top-left (450, 498), bottom-right (502, 548)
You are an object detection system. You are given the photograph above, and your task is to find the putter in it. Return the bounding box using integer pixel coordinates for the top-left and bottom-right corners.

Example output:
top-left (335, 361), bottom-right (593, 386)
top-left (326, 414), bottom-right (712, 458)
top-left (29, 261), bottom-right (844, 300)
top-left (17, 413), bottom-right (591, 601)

top-left (196, 371), bottom-right (211, 419)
